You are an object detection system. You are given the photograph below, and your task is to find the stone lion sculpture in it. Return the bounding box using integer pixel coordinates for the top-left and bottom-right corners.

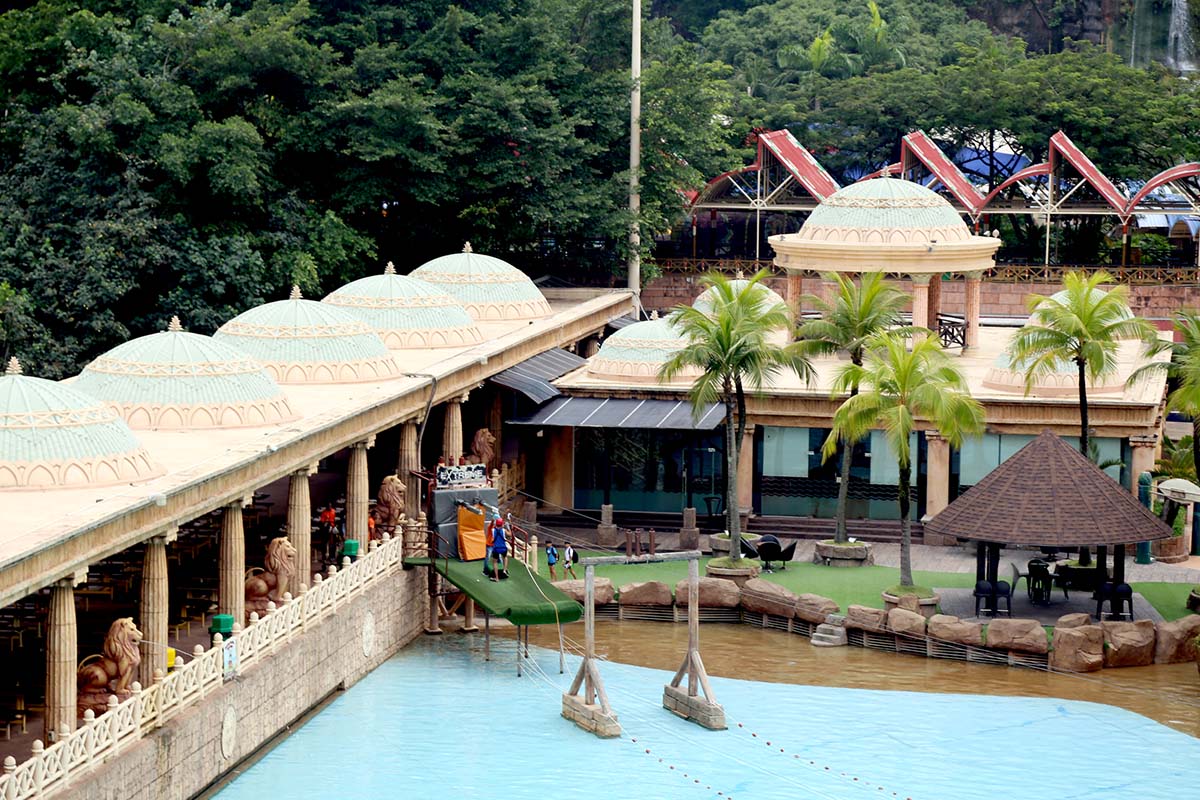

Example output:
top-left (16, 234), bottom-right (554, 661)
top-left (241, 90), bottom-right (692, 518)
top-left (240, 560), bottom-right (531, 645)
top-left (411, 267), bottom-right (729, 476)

top-left (245, 536), bottom-right (297, 623)
top-left (374, 474), bottom-right (406, 531)
top-left (467, 428), bottom-right (496, 467)
top-left (77, 617), bottom-right (143, 715)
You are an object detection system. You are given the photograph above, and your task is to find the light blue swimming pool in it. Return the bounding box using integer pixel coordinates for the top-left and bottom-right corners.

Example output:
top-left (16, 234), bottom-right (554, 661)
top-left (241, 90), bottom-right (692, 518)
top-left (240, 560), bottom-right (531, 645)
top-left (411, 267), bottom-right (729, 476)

top-left (214, 635), bottom-right (1199, 800)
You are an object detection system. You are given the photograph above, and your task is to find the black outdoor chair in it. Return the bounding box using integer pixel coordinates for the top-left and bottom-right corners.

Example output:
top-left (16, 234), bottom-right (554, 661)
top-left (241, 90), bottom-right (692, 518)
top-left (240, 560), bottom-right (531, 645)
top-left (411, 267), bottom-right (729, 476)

top-left (993, 579), bottom-right (1013, 617)
top-left (1094, 582), bottom-right (1134, 620)
top-left (973, 580), bottom-right (993, 616)
top-left (751, 535), bottom-right (797, 572)
top-left (1027, 560), bottom-right (1053, 606)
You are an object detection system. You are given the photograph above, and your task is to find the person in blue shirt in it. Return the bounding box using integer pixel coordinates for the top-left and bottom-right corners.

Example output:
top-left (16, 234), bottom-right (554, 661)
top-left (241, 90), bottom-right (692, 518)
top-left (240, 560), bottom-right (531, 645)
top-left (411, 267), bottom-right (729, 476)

top-left (490, 516), bottom-right (510, 581)
top-left (545, 540), bottom-right (559, 580)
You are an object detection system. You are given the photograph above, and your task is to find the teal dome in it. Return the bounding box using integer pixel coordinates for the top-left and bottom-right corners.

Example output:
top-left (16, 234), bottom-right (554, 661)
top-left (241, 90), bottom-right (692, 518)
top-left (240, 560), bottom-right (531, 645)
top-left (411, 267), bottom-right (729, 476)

top-left (983, 351), bottom-right (1124, 395)
top-left (214, 287), bottom-right (401, 384)
top-left (323, 263), bottom-right (484, 350)
top-left (410, 243), bottom-right (552, 322)
top-left (588, 314), bottom-right (700, 382)
top-left (0, 357), bottom-right (161, 488)
top-left (73, 317), bottom-right (298, 429)
top-left (1046, 288), bottom-right (1134, 322)
top-left (692, 280), bottom-right (787, 314)
top-left (797, 177), bottom-right (971, 244)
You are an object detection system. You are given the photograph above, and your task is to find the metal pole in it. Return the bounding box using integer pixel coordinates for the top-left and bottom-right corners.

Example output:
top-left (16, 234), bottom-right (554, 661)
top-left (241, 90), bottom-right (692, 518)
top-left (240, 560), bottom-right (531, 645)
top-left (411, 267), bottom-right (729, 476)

top-left (627, 0), bottom-right (642, 305)
top-left (558, 623), bottom-right (566, 674)
top-left (517, 625), bottom-right (523, 677)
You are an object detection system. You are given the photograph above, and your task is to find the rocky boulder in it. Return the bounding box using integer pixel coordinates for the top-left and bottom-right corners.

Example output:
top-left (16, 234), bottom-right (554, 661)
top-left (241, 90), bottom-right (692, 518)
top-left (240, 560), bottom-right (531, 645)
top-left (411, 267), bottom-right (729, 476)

top-left (1050, 624), bottom-right (1104, 673)
top-left (795, 593), bottom-right (839, 624)
top-left (739, 578), bottom-right (798, 618)
top-left (553, 578), bottom-right (614, 606)
top-left (618, 581), bottom-right (672, 606)
top-left (1102, 620), bottom-right (1156, 667)
top-left (887, 608), bottom-right (927, 638)
top-left (1154, 615), bottom-right (1200, 664)
top-left (1055, 613), bottom-right (1092, 629)
top-left (927, 614), bottom-right (983, 646)
top-left (896, 594), bottom-right (921, 613)
top-left (985, 618), bottom-right (1048, 654)
top-left (844, 605), bottom-right (887, 632)
top-left (673, 577), bottom-right (740, 608)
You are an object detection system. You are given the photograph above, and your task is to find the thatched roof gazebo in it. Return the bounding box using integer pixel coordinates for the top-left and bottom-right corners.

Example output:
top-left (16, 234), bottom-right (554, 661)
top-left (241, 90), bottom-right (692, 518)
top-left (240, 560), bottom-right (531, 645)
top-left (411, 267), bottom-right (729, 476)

top-left (925, 430), bottom-right (1172, 614)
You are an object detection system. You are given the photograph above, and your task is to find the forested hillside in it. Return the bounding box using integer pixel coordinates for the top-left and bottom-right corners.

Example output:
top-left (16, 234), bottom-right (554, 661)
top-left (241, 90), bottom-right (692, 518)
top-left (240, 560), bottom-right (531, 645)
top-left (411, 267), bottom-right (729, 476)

top-left (0, 0), bottom-right (1195, 377)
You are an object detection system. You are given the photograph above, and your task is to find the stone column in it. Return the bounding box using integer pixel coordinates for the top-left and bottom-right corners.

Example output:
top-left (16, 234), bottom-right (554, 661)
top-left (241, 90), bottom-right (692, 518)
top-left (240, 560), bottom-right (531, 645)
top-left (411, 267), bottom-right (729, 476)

top-left (46, 578), bottom-right (77, 739)
top-left (488, 392), bottom-right (503, 470)
top-left (784, 272), bottom-right (804, 319)
top-left (443, 395), bottom-right (465, 462)
top-left (737, 424), bottom-right (756, 520)
top-left (964, 270), bottom-right (983, 349)
top-left (910, 274), bottom-right (931, 342)
top-left (219, 501), bottom-right (245, 625)
top-left (139, 535), bottom-right (169, 686)
top-left (544, 426), bottom-right (574, 512)
top-left (1129, 434), bottom-right (1159, 495)
top-left (288, 468), bottom-right (313, 591)
top-left (927, 273), bottom-right (942, 326)
top-left (347, 438), bottom-right (373, 554)
top-left (583, 336), bottom-right (602, 358)
top-left (922, 432), bottom-right (951, 543)
top-left (597, 503), bottom-right (619, 547)
top-left (398, 419), bottom-right (421, 520)
top-left (679, 506), bottom-right (700, 550)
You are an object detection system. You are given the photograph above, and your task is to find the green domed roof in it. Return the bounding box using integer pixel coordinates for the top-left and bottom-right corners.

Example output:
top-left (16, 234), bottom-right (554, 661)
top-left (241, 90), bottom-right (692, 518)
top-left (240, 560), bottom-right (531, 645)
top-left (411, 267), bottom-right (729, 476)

top-left (797, 177), bottom-right (971, 244)
top-left (692, 280), bottom-right (787, 314)
top-left (214, 287), bottom-right (401, 384)
top-left (0, 358), bottom-right (161, 488)
top-left (73, 317), bottom-right (298, 429)
top-left (410, 243), bottom-right (552, 322)
top-left (322, 263), bottom-right (484, 350)
top-left (588, 314), bottom-right (700, 382)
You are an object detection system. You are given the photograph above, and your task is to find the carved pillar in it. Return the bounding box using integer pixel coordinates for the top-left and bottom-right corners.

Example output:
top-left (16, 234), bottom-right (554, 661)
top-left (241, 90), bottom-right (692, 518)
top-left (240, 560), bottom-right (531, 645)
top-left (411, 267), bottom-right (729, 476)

top-left (399, 420), bottom-right (421, 520)
top-left (923, 432), bottom-right (951, 542)
top-left (219, 502), bottom-right (245, 625)
top-left (1129, 434), bottom-right (1159, 495)
top-left (443, 395), bottom-right (465, 462)
top-left (347, 438), bottom-right (373, 554)
top-left (583, 336), bottom-right (601, 358)
top-left (288, 468), bottom-right (313, 590)
top-left (927, 273), bottom-right (942, 325)
top-left (46, 578), bottom-right (77, 739)
top-left (965, 270), bottom-right (983, 349)
top-left (737, 424), bottom-right (756, 519)
top-left (139, 535), bottom-right (169, 686)
top-left (488, 391), bottom-right (503, 470)
top-left (910, 274), bottom-right (931, 342)
top-left (784, 272), bottom-right (804, 319)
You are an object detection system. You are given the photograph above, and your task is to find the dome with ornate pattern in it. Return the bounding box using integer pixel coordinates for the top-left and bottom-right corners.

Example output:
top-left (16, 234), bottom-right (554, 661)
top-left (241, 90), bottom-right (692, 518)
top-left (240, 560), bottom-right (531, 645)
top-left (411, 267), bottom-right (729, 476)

top-left (793, 177), bottom-right (971, 244)
top-left (587, 313), bottom-right (701, 383)
top-left (410, 243), bottom-right (552, 322)
top-left (0, 358), bottom-right (162, 488)
top-left (214, 287), bottom-right (401, 384)
top-left (73, 317), bottom-right (298, 429)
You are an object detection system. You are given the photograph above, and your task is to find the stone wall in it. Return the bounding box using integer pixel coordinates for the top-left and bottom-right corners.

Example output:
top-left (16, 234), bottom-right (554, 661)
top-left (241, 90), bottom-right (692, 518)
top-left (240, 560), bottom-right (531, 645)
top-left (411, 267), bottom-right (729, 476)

top-left (67, 566), bottom-right (427, 800)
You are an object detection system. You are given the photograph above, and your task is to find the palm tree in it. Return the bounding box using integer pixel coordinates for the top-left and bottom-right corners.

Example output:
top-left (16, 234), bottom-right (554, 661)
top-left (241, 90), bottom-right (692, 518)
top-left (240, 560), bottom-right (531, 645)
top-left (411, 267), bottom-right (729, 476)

top-left (824, 333), bottom-right (984, 588)
top-left (1008, 270), bottom-right (1158, 458)
top-left (660, 270), bottom-right (815, 562)
top-left (796, 272), bottom-right (909, 544)
top-left (1129, 309), bottom-right (1200, 479)
top-left (1153, 435), bottom-right (1197, 481)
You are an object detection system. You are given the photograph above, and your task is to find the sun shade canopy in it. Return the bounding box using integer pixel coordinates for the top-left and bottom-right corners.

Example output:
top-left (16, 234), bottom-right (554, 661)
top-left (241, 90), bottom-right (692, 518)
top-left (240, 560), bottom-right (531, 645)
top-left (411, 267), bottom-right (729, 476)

top-left (488, 348), bottom-right (586, 404)
top-left (509, 397), bottom-right (723, 430)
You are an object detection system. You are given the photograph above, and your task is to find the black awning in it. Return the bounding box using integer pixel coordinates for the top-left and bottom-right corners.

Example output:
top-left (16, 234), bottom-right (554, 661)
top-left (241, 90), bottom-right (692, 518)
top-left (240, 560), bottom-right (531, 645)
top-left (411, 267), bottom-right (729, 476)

top-left (489, 348), bottom-right (587, 404)
top-left (606, 315), bottom-right (640, 332)
top-left (508, 397), bottom-right (723, 430)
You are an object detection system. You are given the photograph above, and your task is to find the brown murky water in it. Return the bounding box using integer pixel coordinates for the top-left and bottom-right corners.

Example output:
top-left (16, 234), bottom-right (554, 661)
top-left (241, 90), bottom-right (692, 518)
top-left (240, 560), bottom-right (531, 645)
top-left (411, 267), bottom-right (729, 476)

top-left (506, 620), bottom-right (1200, 738)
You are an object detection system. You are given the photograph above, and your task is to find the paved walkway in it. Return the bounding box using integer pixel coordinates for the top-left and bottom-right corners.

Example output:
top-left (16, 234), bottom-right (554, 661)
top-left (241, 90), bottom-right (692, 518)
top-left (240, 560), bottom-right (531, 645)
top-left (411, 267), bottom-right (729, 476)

top-left (936, 587), bottom-right (1164, 625)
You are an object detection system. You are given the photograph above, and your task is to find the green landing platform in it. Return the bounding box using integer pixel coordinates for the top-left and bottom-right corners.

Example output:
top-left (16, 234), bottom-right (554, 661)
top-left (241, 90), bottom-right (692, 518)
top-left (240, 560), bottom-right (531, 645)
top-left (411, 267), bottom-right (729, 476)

top-left (404, 556), bottom-right (583, 626)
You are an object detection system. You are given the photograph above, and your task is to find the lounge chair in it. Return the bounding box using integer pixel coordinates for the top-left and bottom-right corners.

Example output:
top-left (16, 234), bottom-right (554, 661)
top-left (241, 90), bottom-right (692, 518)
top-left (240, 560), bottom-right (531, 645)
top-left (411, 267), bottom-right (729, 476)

top-left (754, 535), bottom-right (797, 572)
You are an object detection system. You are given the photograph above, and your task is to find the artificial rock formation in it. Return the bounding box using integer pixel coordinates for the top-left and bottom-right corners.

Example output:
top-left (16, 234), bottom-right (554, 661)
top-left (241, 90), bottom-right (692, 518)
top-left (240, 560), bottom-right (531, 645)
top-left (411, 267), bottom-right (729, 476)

top-left (1102, 620), bottom-right (1156, 667)
top-left (739, 578), bottom-right (798, 618)
top-left (844, 605), bottom-right (887, 632)
top-left (795, 594), bottom-right (839, 624)
top-left (886, 608), bottom-right (927, 637)
top-left (673, 577), bottom-right (740, 608)
top-left (1055, 612), bottom-right (1092, 629)
top-left (1050, 624), bottom-right (1104, 673)
top-left (617, 581), bottom-right (672, 606)
top-left (985, 618), bottom-right (1048, 654)
top-left (1154, 615), bottom-right (1200, 664)
top-left (927, 614), bottom-right (983, 647)
top-left (553, 578), bottom-right (615, 606)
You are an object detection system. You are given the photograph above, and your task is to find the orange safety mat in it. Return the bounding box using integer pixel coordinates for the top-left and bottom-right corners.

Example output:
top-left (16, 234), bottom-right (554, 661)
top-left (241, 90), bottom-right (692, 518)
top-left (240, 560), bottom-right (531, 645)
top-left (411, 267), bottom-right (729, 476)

top-left (457, 505), bottom-right (487, 561)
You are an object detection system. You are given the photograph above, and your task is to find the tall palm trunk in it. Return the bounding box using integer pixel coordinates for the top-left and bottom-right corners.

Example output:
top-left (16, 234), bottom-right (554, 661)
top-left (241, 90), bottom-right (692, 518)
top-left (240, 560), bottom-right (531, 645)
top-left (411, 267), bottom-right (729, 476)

top-left (898, 461), bottom-right (913, 587)
top-left (1076, 356), bottom-right (1089, 456)
top-left (1192, 417), bottom-right (1200, 480)
top-left (833, 384), bottom-right (859, 544)
top-left (724, 395), bottom-right (740, 557)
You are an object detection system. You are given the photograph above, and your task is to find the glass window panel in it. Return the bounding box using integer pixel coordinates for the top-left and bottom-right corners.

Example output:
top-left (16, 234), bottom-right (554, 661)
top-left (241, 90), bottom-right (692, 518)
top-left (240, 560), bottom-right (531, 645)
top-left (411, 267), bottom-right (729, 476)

top-left (761, 426), bottom-right (809, 478)
top-left (959, 434), bottom-right (1000, 486)
top-left (869, 430), bottom-right (918, 486)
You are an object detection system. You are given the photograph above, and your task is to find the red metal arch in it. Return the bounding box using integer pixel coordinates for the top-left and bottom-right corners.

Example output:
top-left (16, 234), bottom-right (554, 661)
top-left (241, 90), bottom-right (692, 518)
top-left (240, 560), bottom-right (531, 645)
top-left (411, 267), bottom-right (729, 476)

top-left (1124, 163), bottom-right (1200, 214)
top-left (979, 162), bottom-right (1050, 208)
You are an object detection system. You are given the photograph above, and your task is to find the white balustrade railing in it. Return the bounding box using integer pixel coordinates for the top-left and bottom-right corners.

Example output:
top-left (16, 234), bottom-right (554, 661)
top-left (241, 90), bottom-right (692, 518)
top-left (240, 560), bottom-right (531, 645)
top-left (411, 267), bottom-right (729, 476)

top-left (0, 533), bottom-right (407, 800)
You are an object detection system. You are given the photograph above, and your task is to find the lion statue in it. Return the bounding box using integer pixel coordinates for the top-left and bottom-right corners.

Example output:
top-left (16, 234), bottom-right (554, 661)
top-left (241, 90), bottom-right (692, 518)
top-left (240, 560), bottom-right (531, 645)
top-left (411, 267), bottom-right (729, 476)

top-left (245, 536), bottom-right (297, 623)
top-left (467, 428), bottom-right (496, 467)
top-left (374, 474), bottom-right (406, 532)
top-left (77, 617), bottom-right (143, 716)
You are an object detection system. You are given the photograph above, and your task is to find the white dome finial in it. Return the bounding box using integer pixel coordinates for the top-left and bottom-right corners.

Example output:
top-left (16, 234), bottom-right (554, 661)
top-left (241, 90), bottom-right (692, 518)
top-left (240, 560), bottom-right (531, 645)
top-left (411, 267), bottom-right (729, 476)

top-left (289, 285), bottom-right (303, 301)
top-left (4, 357), bottom-right (21, 376)
top-left (462, 241), bottom-right (473, 254)
top-left (167, 316), bottom-right (183, 332)
top-left (650, 309), bottom-right (659, 320)
top-left (384, 261), bottom-right (396, 275)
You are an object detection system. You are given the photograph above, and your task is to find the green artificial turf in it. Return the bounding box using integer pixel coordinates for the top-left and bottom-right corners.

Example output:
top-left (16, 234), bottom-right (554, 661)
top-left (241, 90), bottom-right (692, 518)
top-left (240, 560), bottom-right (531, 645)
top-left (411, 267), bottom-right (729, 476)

top-left (1129, 582), bottom-right (1197, 621)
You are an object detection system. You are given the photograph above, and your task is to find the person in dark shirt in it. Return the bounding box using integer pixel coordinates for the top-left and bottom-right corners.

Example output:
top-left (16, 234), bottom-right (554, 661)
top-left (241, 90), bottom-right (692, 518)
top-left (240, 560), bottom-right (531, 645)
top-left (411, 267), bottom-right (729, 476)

top-left (490, 516), bottom-right (509, 581)
top-left (545, 541), bottom-right (559, 580)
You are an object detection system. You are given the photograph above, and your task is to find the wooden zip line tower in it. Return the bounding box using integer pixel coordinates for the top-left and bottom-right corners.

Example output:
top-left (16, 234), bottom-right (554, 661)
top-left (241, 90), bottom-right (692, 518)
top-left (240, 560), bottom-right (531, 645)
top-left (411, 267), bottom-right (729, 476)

top-left (561, 551), bottom-right (725, 738)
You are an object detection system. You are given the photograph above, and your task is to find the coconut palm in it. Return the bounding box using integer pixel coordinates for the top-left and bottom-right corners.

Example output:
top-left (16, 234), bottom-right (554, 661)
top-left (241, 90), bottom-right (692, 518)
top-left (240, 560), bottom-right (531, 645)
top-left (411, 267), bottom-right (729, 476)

top-left (796, 272), bottom-right (909, 544)
top-left (1008, 270), bottom-right (1158, 458)
top-left (1153, 435), bottom-right (1197, 481)
top-left (1129, 309), bottom-right (1200, 478)
top-left (823, 333), bottom-right (984, 588)
top-left (660, 270), bottom-right (815, 562)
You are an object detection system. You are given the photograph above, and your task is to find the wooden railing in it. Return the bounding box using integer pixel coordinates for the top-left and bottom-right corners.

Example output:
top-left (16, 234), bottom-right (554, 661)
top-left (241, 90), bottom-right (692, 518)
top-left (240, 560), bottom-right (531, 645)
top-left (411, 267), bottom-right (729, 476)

top-left (649, 258), bottom-right (1200, 286)
top-left (0, 533), bottom-right (407, 800)
top-left (492, 455), bottom-right (527, 511)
